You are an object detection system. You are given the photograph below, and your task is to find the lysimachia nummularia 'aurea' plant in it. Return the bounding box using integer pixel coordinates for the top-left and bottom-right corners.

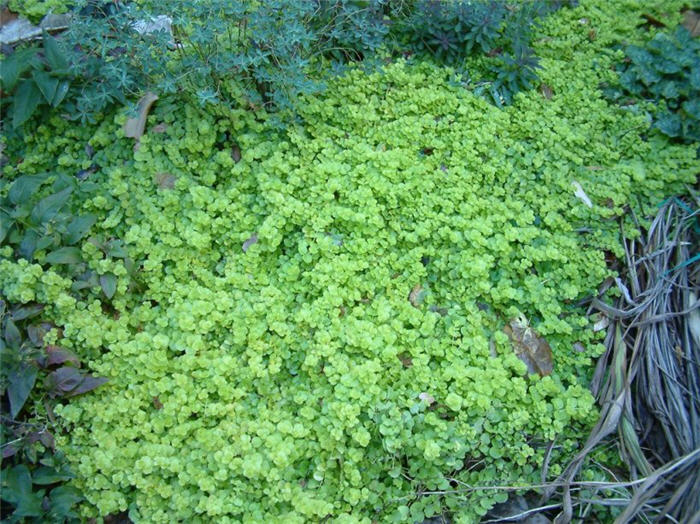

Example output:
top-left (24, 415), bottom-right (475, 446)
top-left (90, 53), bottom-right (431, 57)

top-left (0, 0), bottom-right (696, 522)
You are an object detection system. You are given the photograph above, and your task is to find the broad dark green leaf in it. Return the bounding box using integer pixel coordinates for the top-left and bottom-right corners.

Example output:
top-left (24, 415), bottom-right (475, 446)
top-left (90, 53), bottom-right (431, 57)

top-left (32, 70), bottom-right (59, 103)
top-left (1, 464), bottom-right (32, 504)
top-left (13, 489), bottom-right (45, 518)
top-left (36, 234), bottom-right (57, 252)
top-left (30, 187), bottom-right (72, 225)
top-left (0, 48), bottom-right (37, 91)
top-left (12, 79), bottom-right (43, 129)
top-left (4, 318), bottom-right (22, 349)
top-left (45, 366), bottom-right (83, 396)
top-left (43, 34), bottom-right (69, 71)
top-left (8, 363), bottom-right (38, 419)
top-left (19, 230), bottom-right (38, 260)
top-left (31, 466), bottom-right (74, 485)
top-left (10, 304), bottom-right (44, 321)
top-left (66, 374), bottom-right (108, 397)
top-left (49, 485), bottom-right (81, 517)
top-left (9, 175), bottom-right (47, 205)
top-left (65, 214), bottom-right (96, 244)
top-left (44, 247), bottom-right (83, 265)
top-left (0, 211), bottom-right (13, 244)
top-left (52, 80), bottom-right (70, 107)
top-left (100, 273), bottom-right (117, 299)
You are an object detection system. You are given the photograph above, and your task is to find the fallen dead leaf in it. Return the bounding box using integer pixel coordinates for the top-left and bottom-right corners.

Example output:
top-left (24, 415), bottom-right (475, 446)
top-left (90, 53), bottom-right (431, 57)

top-left (503, 315), bottom-right (553, 376)
top-left (573, 342), bottom-right (586, 353)
top-left (242, 233), bottom-right (258, 253)
top-left (152, 396), bottom-right (163, 410)
top-left (153, 172), bottom-right (176, 189)
top-left (572, 180), bottom-right (593, 208)
top-left (124, 92), bottom-right (159, 140)
top-left (592, 313), bottom-right (610, 332)
top-left (151, 123), bottom-right (168, 134)
top-left (232, 144), bottom-right (242, 163)
top-left (408, 284), bottom-right (423, 308)
top-left (0, 8), bottom-right (18, 28)
top-left (398, 353), bottom-right (413, 368)
top-left (419, 392), bottom-right (435, 405)
top-left (640, 13), bottom-right (666, 28)
top-left (540, 84), bottom-right (553, 100)
top-left (682, 10), bottom-right (700, 37)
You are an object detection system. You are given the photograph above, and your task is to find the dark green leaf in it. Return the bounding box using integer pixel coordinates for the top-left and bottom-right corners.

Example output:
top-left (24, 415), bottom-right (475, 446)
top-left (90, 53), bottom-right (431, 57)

top-left (10, 304), bottom-right (44, 321)
top-left (0, 48), bottom-right (37, 91)
top-left (4, 318), bottom-right (22, 349)
top-left (12, 79), bottom-right (43, 128)
top-left (52, 81), bottom-right (70, 108)
top-left (45, 345), bottom-right (80, 367)
top-left (65, 215), bottom-right (97, 244)
top-left (655, 112), bottom-right (682, 137)
top-left (100, 273), bottom-right (117, 299)
top-left (8, 363), bottom-right (38, 418)
top-left (1, 464), bottom-right (32, 504)
top-left (45, 247), bottom-right (83, 264)
top-left (36, 233), bottom-right (57, 252)
top-left (43, 34), bottom-right (69, 71)
top-left (48, 485), bottom-right (81, 517)
top-left (31, 466), bottom-right (74, 485)
top-left (32, 70), bottom-right (59, 103)
top-left (13, 489), bottom-right (45, 518)
top-left (66, 374), bottom-right (108, 397)
top-left (30, 187), bottom-right (73, 225)
top-left (19, 230), bottom-right (38, 260)
top-left (45, 366), bottom-right (83, 396)
top-left (0, 211), bottom-right (13, 244)
top-left (9, 175), bottom-right (47, 205)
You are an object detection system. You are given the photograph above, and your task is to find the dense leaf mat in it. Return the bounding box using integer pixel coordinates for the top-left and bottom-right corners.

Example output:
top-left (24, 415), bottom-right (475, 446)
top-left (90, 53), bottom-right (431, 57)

top-left (1, 0), bottom-right (697, 522)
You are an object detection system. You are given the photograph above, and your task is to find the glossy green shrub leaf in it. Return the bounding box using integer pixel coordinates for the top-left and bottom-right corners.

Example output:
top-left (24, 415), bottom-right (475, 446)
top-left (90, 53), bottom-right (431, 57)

top-left (64, 214), bottom-right (97, 245)
top-left (48, 485), bottom-right (82, 518)
top-left (12, 79), bottom-right (43, 128)
top-left (8, 175), bottom-right (47, 206)
top-left (8, 363), bottom-right (38, 419)
top-left (31, 466), bottom-right (75, 485)
top-left (32, 70), bottom-right (59, 104)
top-left (30, 187), bottom-right (73, 225)
top-left (44, 247), bottom-right (83, 265)
top-left (0, 48), bottom-right (37, 92)
top-left (1, 464), bottom-right (33, 504)
top-left (43, 33), bottom-right (69, 72)
top-left (99, 273), bottom-right (117, 299)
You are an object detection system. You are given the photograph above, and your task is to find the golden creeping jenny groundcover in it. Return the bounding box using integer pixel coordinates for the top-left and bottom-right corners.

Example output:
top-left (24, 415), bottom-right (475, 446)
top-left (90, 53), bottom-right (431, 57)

top-left (1, 0), bottom-right (698, 522)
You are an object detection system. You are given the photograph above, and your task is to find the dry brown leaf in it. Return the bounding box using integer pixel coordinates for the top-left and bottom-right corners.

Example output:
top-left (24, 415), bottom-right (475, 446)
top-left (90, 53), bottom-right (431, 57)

top-left (398, 353), bottom-right (413, 368)
top-left (641, 13), bottom-right (667, 28)
top-left (408, 284), bottom-right (423, 308)
top-left (503, 315), bottom-right (553, 376)
top-left (682, 10), bottom-right (700, 37)
top-left (232, 144), bottom-right (242, 163)
top-left (572, 180), bottom-right (593, 208)
top-left (592, 313), bottom-right (610, 332)
top-left (152, 396), bottom-right (163, 410)
top-left (540, 84), bottom-right (554, 100)
top-left (242, 233), bottom-right (258, 253)
top-left (124, 92), bottom-right (159, 140)
top-left (0, 8), bottom-right (18, 28)
top-left (151, 123), bottom-right (168, 134)
top-left (153, 172), bottom-right (176, 189)
top-left (419, 392), bottom-right (435, 405)
top-left (573, 342), bottom-right (586, 353)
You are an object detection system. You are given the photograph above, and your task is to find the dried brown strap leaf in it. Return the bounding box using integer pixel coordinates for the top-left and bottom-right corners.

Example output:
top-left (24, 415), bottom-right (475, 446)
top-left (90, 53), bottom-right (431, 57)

top-left (503, 315), bottom-right (553, 376)
top-left (124, 92), bottom-right (159, 140)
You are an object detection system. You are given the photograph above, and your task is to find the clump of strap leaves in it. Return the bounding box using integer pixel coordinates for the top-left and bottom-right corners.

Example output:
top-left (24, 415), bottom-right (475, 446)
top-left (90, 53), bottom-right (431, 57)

top-left (533, 195), bottom-right (699, 523)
